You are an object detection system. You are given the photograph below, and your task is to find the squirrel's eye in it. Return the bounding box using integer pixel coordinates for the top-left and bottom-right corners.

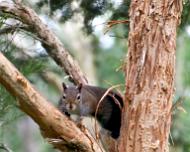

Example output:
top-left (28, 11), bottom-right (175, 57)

top-left (76, 94), bottom-right (80, 100)
top-left (62, 95), bottom-right (66, 99)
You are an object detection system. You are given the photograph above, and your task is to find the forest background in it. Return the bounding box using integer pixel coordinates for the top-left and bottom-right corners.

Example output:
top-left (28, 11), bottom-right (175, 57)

top-left (0, 0), bottom-right (190, 152)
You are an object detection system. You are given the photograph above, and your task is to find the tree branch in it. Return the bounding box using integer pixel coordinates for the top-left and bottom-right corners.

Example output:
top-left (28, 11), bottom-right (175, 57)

top-left (0, 52), bottom-right (102, 152)
top-left (0, 143), bottom-right (12, 152)
top-left (0, 1), bottom-right (104, 151)
top-left (0, 1), bottom-right (88, 85)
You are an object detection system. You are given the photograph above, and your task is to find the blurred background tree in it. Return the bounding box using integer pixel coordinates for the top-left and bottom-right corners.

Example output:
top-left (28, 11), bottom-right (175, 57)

top-left (0, 0), bottom-right (190, 151)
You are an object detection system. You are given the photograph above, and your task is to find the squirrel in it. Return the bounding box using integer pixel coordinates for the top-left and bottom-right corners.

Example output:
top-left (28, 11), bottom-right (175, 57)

top-left (58, 82), bottom-right (123, 139)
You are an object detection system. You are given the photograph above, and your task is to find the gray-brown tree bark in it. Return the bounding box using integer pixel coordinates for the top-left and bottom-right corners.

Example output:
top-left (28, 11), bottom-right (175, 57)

top-left (118, 0), bottom-right (183, 152)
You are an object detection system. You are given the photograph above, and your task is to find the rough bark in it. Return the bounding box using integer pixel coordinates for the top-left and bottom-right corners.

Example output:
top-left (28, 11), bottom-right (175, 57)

top-left (0, 1), bottom-right (87, 85)
top-left (0, 52), bottom-right (102, 152)
top-left (118, 0), bottom-right (182, 152)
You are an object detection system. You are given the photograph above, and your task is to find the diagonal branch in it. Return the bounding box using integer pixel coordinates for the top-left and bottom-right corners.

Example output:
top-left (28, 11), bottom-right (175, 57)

top-left (0, 1), bottom-right (88, 85)
top-left (0, 52), bottom-right (102, 152)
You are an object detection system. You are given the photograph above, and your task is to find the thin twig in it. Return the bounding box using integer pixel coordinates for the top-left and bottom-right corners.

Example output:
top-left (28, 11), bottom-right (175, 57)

top-left (171, 96), bottom-right (185, 112)
top-left (94, 84), bottom-right (122, 139)
top-left (0, 143), bottom-right (13, 152)
top-left (0, 25), bottom-right (27, 35)
top-left (104, 19), bottom-right (129, 34)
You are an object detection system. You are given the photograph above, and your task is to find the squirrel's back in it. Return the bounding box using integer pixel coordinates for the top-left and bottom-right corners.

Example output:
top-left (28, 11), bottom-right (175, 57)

top-left (84, 86), bottom-right (123, 139)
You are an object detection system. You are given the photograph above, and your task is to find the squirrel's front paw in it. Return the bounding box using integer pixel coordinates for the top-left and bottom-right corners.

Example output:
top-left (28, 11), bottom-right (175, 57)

top-left (76, 117), bottom-right (85, 131)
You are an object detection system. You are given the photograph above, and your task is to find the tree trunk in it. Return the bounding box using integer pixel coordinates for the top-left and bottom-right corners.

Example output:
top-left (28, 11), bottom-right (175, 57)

top-left (119, 1), bottom-right (182, 152)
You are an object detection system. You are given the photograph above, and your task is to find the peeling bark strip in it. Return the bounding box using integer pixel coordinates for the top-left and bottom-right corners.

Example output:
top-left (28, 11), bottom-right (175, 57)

top-left (0, 52), bottom-right (102, 152)
top-left (119, 1), bottom-right (182, 152)
top-left (0, 1), bottom-right (87, 85)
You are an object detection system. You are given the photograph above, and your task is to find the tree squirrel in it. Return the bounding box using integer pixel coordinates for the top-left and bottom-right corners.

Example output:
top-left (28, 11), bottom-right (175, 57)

top-left (58, 82), bottom-right (123, 139)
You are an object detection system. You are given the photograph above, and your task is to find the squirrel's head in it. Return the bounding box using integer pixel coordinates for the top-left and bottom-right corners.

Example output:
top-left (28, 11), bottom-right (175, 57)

top-left (59, 82), bottom-right (82, 114)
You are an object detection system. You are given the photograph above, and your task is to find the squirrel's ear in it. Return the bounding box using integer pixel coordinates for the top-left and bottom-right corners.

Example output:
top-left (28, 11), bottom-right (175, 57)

top-left (62, 82), bottom-right (67, 90)
top-left (77, 83), bottom-right (83, 92)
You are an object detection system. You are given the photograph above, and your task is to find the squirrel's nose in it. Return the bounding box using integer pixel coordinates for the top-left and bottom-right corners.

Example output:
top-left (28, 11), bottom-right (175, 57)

top-left (69, 104), bottom-right (73, 109)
